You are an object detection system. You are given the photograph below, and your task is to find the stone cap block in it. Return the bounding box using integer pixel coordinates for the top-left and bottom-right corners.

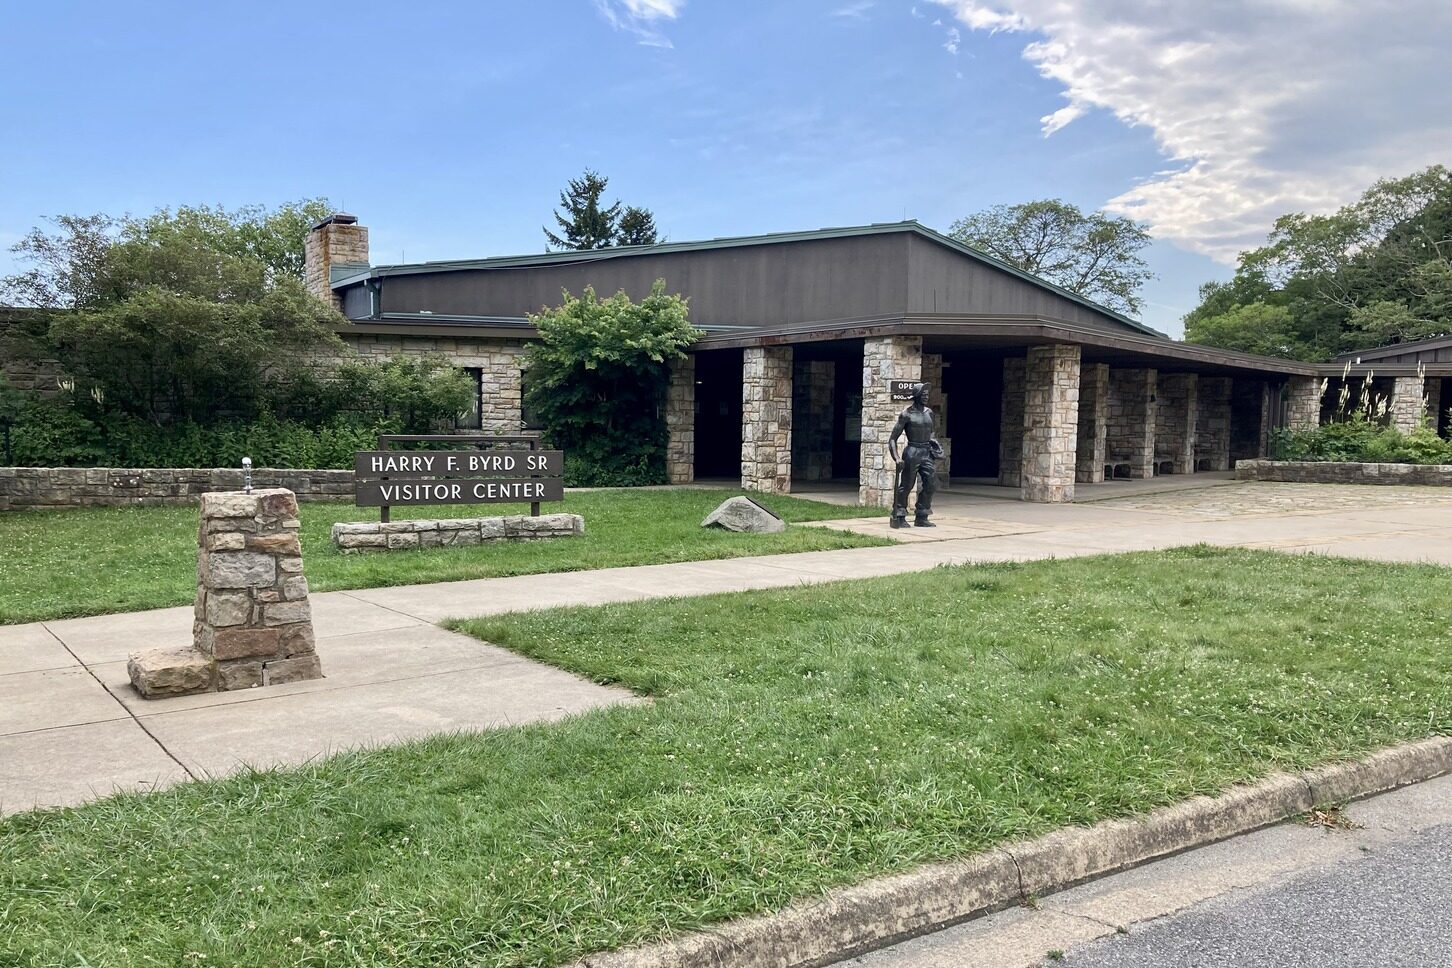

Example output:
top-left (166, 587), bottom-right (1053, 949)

top-left (128, 647), bottom-right (214, 699)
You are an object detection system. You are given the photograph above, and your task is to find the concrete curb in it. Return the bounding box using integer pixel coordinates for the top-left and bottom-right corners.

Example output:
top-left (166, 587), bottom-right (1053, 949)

top-left (574, 736), bottom-right (1452, 968)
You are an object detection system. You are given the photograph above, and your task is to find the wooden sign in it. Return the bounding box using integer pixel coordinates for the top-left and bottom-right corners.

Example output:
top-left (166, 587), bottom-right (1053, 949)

top-left (354, 449), bottom-right (563, 479)
top-left (356, 478), bottom-right (565, 507)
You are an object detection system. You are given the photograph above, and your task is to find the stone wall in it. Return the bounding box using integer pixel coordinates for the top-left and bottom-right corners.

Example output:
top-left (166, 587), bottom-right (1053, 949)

top-left (1196, 377), bottom-right (1233, 471)
top-left (332, 513), bottom-right (584, 552)
top-left (1155, 373), bottom-right (1198, 474)
top-left (0, 311), bottom-right (63, 395)
top-left (1107, 368), bottom-right (1156, 479)
top-left (860, 336), bottom-right (923, 506)
top-left (792, 359), bottom-right (835, 483)
top-left (921, 353), bottom-right (951, 486)
top-left (1285, 375), bottom-right (1321, 432)
top-left (1236, 459), bottom-right (1452, 486)
top-left (337, 334), bottom-right (528, 434)
top-left (0, 467), bottom-right (354, 511)
top-left (666, 355), bottom-right (695, 484)
top-left (305, 216), bottom-right (370, 311)
top-left (997, 357), bottom-right (1026, 487)
top-left (1020, 344), bottom-right (1081, 503)
top-left (1389, 376), bottom-right (1426, 433)
top-left (741, 346), bottom-right (793, 493)
top-left (1075, 363), bottom-right (1109, 484)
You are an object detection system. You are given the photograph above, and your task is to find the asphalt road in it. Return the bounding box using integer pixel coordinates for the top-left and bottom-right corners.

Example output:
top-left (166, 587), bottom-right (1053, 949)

top-left (1063, 821), bottom-right (1452, 968)
top-left (847, 774), bottom-right (1452, 968)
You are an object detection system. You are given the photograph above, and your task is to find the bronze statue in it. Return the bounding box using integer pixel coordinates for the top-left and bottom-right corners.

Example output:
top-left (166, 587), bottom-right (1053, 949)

top-left (888, 382), bottom-right (944, 528)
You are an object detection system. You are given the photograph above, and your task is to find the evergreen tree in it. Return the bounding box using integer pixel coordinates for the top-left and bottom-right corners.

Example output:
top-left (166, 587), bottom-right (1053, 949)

top-left (544, 170), bottom-right (622, 250)
top-left (617, 206), bottom-right (659, 246)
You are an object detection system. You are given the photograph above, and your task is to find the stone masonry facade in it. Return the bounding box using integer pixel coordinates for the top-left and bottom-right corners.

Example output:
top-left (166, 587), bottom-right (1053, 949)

top-left (1020, 344), bottom-right (1081, 503)
top-left (1196, 377), bottom-right (1233, 471)
top-left (1156, 373), bottom-right (1198, 475)
top-left (792, 359), bottom-right (835, 483)
top-left (860, 336), bottom-right (923, 507)
top-left (921, 353), bottom-right (951, 487)
top-left (1286, 375), bottom-right (1322, 432)
top-left (666, 355), bottom-right (696, 484)
top-left (1107, 368), bottom-right (1157, 479)
top-left (127, 489), bottom-right (322, 698)
top-left (1075, 363), bottom-right (1109, 484)
top-left (1390, 375), bottom-right (1426, 433)
top-left (1237, 459), bottom-right (1452, 486)
top-left (998, 357), bottom-right (1026, 488)
top-left (0, 466), bottom-right (354, 511)
top-left (741, 346), bottom-right (793, 493)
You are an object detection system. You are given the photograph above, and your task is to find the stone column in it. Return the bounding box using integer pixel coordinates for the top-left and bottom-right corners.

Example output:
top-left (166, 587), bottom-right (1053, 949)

top-left (922, 354), bottom-right (951, 488)
top-left (1156, 373), bottom-right (1198, 474)
top-left (128, 489), bottom-right (322, 699)
top-left (1075, 363), bottom-right (1109, 483)
top-left (1196, 377), bottom-right (1233, 471)
top-left (1390, 376), bottom-right (1426, 433)
top-left (1285, 375), bottom-right (1322, 432)
top-left (304, 214), bottom-right (369, 311)
top-left (741, 346), bottom-right (793, 494)
top-left (665, 355), bottom-right (696, 484)
top-left (480, 344), bottom-right (527, 434)
top-left (1020, 344), bottom-right (1081, 503)
top-left (1107, 368), bottom-right (1157, 479)
top-left (998, 358), bottom-right (1026, 487)
top-left (792, 359), bottom-right (835, 483)
top-left (859, 336), bottom-right (922, 507)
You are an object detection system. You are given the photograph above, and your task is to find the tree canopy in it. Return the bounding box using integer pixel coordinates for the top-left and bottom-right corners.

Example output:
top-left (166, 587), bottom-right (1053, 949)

top-left (543, 170), bottom-right (659, 250)
top-left (1184, 165), bottom-right (1452, 361)
top-left (1, 200), bottom-right (342, 424)
top-left (523, 281), bottom-right (699, 485)
top-left (947, 199), bottom-right (1153, 316)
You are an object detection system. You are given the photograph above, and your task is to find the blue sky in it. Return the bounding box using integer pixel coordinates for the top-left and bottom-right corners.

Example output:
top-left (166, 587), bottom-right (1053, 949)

top-left (4, 1), bottom-right (1449, 336)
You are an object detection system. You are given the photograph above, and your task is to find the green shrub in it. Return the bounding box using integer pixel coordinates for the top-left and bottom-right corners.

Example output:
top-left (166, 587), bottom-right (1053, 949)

top-left (1271, 419), bottom-right (1452, 465)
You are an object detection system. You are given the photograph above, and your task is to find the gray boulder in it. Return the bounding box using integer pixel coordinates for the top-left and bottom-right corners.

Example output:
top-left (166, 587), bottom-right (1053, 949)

top-left (702, 496), bottom-right (786, 534)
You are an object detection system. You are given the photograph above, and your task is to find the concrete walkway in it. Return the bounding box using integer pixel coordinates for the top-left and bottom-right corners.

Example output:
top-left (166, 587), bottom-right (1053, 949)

top-left (5, 481), bottom-right (1452, 815)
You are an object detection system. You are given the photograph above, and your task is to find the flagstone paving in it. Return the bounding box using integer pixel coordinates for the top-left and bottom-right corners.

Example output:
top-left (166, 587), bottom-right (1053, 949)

top-left (4, 480), bottom-right (1452, 815)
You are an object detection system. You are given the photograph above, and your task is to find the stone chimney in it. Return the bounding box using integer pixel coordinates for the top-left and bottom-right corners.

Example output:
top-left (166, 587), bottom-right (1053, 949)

top-left (304, 213), bottom-right (369, 310)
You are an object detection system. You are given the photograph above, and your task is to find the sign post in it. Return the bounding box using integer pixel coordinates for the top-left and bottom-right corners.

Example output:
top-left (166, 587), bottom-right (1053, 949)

top-left (358, 435), bottom-right (564, 522)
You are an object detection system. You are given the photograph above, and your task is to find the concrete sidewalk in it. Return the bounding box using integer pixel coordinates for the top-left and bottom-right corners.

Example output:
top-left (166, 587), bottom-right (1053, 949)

top-left (5, 481), bottom-right (1452, 815)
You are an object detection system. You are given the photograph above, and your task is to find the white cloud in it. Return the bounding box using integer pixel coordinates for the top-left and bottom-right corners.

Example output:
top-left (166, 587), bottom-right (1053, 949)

top-left (943, 26), bottom-right (961, 54)
top-left (832, 1), bottom-right (876, 20)
top-left (594, 0), bottom-right (684, 46)
top-left (930, 1), bottom-right (1452, 263)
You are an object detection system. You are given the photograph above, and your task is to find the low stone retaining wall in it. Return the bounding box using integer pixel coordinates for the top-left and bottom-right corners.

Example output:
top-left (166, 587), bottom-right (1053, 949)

top-left (1236, 459), bottom-right (1452, 486)
top-left (331, 513), bottom-right (584, 552)
top-left (0, 467), bottom-right (355, 510)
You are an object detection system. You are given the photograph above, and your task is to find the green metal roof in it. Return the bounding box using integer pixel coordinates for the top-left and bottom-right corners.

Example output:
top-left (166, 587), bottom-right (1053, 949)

top-left (331, 220), bottom-right (1167, 340)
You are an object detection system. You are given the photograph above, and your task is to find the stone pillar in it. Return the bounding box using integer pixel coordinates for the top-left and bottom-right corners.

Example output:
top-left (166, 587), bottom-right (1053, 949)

top-left (1107, 368), bottom-right (1157, 479)
top-left (1075, 363), bottom-right (1109, 483)
top-left (1020, 344), bottom-right (1081, 503)
top-left (666, 355), bottom-right (695, 484)
top-left (1156, 373), bottom-right (1198, 474)
top-left (127, 489), bottom-right (322, 699)
top-left (859, 336), bottom-right (922, 507)
top-left (480, 344), bottom-right (527, 434)
top-left (741, 346), bottom-right (793, 494)
top-left (922, 354), bottom-right (951, 488)
top-left (304, 214), bottom-right (369, 311)
top-left (998, 358), bottom-right (1026, 487)
top-left (792, 359), bottom-right (835, 483)
top-left (1285, 375), bottom-right (1321, 432)
top-left (1390, 376), bottom-right (1426, 433)
top-left (1196, 377), bottom-right (1233, 471)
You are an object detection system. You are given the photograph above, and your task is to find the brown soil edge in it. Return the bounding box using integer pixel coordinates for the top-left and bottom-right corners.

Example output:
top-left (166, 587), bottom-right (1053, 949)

top-left (573, 736), bottom-right (1452, 968)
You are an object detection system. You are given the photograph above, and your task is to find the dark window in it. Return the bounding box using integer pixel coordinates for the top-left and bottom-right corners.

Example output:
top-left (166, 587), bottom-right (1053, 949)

top-left (519, 374), bottom-right (544, 430)
top-left (457, 367), bottom-right (483, 429)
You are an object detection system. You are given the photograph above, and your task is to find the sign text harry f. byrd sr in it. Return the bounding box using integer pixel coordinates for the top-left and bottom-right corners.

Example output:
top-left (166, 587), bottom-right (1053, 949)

top-left (353, 450), bottom-right (564, 507)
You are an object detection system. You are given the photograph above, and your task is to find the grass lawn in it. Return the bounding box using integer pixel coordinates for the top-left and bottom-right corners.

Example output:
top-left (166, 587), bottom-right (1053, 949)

top-left (4, 548), bottom-right (1451, 968)
top-left (0, 488), bottom-right (884, 624)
